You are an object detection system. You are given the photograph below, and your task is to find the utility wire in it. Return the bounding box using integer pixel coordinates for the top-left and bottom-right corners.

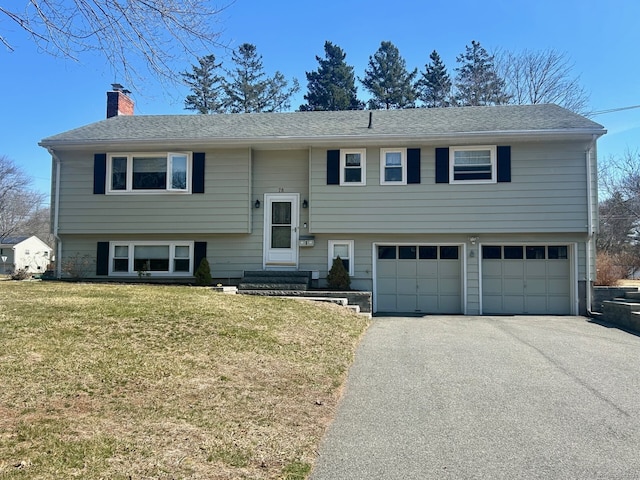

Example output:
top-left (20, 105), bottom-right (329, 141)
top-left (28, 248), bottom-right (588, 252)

top-left (591, 105), bottom-right (640, 116)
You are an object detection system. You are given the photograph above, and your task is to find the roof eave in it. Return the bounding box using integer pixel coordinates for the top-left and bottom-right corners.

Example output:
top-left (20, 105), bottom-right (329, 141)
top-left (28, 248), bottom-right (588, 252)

top-left (39, 128), bottom-right (607, 150)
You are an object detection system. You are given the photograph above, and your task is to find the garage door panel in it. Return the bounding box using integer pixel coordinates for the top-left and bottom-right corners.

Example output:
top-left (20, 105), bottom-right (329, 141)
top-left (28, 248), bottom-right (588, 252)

top-left (377, 262), bottom-right (397, 276)
top-left (397, 294), bottom-right (418, 312)
top-left (416, 262), bottom-right (439, 277)
top-left (377, 294), bottom-right (397, 312)
top-left (483, 261), bottom-right (503, 276)
top-left (548, 278), bottom-right (570, 294)
top-left (397, 262), bottom-right (417, 276)
top-left (397, 278), bottom-right (417, 291)
top-left (504, 279), bottom-right (525, 294)
top-left (417, 295), bottom-right (439, 312)
top-left (438, 277), bottom-right (462, 295)
top-left (483, 278), bottom-right (503, 295)
top-left (526, 262), bottom-right (547, 276)
top-left (503, 296), bottom-right (525, 312)
top-left (503, 261), bottom-right (525, 275)
top-left (525, 297), bottom-right (549, 314)
top-left (439, 296), bottom-right (462, 314)
top-left (548, 261), bottom-right (569, 276)
top-left (526, 278), bottom-right (547, 295)
top-left (418, 279), bottom-right (439, 294)
top-left (378, 278), bottom-right (397, 292)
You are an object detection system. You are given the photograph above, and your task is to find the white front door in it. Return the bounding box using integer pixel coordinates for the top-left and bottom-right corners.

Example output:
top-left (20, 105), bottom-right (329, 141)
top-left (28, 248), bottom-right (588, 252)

top-left (263, 193), bottom-right (299, 269)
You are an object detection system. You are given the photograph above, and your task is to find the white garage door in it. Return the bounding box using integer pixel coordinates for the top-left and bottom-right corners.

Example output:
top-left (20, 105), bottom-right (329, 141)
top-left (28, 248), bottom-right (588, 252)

top-left (376, 245), bottom-right (462, 314)
top-left (482, 245), bottom-right (571, 315)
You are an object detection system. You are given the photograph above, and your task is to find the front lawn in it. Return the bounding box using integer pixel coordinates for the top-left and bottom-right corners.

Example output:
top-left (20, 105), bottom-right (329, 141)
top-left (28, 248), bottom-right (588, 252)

top-left (0, 282), bottom-right (369, 479)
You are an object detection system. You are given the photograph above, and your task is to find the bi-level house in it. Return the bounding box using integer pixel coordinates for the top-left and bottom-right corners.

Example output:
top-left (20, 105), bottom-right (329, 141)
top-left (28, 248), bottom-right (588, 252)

top-left (40, 88), bottom-right (605, 315)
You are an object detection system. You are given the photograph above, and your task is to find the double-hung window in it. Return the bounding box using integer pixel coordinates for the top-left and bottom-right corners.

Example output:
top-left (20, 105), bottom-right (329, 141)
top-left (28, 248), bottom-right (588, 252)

top-left (340, 149), bottom-right (366, 185)
top-left (328, 240), bottom-right (354, 276)
top-left (109, 241), bottom-right (194, 276)
top-left (380, 148), bottom-right (407, 184)
top-left (450, 146), bottom-right (496, 183)
top-left (107, 153), bottom-right (191, 193)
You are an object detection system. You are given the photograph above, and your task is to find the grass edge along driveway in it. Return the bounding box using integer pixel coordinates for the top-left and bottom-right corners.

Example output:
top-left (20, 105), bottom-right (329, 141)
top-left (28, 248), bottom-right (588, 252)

top-left (0, 282), bottom-right (369, 479)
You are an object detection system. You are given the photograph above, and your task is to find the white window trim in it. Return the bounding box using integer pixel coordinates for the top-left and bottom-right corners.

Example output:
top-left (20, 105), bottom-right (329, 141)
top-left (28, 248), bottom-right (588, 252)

top-left (340, 149), bottom-right (366, 186)
top-left (108, 241), bottom-right (194, 276)
top-left (106, 152), bottom-right (192, 194)
top-left (328, 240), bottom-right (354, 276)
top-left (449, 145), bottom-right (496, 184)
top-left (380, 148), bottom-right (407, 185)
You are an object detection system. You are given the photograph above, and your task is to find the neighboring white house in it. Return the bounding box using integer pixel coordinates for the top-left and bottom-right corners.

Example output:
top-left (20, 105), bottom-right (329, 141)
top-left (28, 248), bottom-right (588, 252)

top-left (0, 236), bottom-right (53, 274)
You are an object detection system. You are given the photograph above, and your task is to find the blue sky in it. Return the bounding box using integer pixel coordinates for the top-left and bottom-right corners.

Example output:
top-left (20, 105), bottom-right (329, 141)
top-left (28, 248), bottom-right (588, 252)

top-left (1, 0), bottom-right (638, 203)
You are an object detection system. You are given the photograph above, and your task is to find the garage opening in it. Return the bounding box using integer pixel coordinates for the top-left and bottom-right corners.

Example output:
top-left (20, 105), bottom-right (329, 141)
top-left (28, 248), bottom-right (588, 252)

top-left (376, 245), bottom-right (463, 314)
top-left (482, 245), bottom-right (571, 315)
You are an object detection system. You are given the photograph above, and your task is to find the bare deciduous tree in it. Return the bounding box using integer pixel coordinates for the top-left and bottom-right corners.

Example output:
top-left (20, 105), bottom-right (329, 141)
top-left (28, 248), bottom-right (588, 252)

top-left (597, 149), bottom-right (640, 277)
top-left (496, 48), bottom-right (590, 115)
top-left (0, 1), bottom-right (227, 85)
top-left (0, 155), bottom-right (47, 243)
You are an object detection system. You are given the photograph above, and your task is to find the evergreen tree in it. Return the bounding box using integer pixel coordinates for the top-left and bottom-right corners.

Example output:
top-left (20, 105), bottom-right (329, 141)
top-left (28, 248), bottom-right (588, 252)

top-left (361, 41), bottom-right (418, 109)
top-left (300, 41), bottom-right (364, 111)
top-left (223, 43), bottom-right (299, 113)
top-left (454, 40), bottom-right (510, 106)
top-left (416, 50), bottom-right (452, 108)
top-left (182, 54), bottom-right (224, 114)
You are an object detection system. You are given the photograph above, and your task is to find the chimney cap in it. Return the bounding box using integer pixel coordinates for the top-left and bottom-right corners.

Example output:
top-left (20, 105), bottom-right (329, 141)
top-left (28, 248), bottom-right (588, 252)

top-left (111, 83), bottom-right (124, 91)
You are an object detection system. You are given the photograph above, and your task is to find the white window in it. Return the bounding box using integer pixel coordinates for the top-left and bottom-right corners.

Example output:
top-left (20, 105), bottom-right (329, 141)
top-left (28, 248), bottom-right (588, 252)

top-left (328, 240), bottom-right (354, 276)
top-left (450, 146), bottom-right (496, 183)
top-left (107, 153), bottom-right (191, 193)
top-left (380, 148), bottom-right (407, 184)
top-left (340, 149), bottom-right (366, 185)
top-left (109, 241), bottom-right (194, 276)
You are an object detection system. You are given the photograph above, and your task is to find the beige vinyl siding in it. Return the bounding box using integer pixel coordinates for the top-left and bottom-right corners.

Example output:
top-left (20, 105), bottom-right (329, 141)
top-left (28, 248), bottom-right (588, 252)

top-left (56, 149), bottom-right (251, 234)
top-left (309, 141), bottom-right (591, 234)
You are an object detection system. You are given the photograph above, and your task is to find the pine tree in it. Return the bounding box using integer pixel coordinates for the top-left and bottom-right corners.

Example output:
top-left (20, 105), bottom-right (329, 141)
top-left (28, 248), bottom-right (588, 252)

top-left (361, 41), bottom-right (418, 110)
top-left (326, 257), bottom-right (351, 290)
top-left (300, 41), bottom-right (364, 111)
top-left (417, 50), bottom-right (452, 108)
top-left (223, 43), bottom-right (299, 113)
top-left (454, 40), bottom-right (510, 106)
top-left (182, 54), bottom-right (224, 114)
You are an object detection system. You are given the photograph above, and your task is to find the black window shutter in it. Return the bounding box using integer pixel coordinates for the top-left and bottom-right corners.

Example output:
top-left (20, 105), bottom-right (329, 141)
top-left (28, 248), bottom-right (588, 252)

top-left (407, 148), bottom-right (421, 184)
top-left (497, 146), bottom-right (511, 183)
top-left (435, 148), bottom-right (449, 183)
top-left (192, 152), bottom-right (205, 193)
top-left (327, 150), bottom-right (340, 185)
top-left (194, 242), bottom-right (207, 273)
top-left (94, 154), bottom-right (107, 194)
top-left (96, 242), bottom-right (109, 275)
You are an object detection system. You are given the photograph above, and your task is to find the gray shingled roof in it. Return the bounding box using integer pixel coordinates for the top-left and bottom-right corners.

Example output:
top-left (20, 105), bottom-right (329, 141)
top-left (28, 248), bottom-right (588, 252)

top-left (40, 104), bottom-right (605, 147)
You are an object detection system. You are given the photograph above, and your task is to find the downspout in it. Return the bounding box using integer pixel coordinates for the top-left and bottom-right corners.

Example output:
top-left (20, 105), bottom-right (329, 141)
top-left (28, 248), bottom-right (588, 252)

top-left (47, 148), bottom-right (62, 279)
top-left (585, 135), bottom-right (597, 316)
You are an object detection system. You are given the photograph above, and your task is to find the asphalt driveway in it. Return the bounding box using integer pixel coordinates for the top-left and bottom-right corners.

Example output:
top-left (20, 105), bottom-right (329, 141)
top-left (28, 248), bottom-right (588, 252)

top-left (310, 316), bottom-right (640, 480)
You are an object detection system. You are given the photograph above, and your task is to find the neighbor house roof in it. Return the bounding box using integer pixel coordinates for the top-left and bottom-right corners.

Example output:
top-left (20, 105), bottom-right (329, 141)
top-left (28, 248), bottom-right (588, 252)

top-left (0, 236), bottom-right (29, 246)
top-left (40, 104), bottom-right (606, 149)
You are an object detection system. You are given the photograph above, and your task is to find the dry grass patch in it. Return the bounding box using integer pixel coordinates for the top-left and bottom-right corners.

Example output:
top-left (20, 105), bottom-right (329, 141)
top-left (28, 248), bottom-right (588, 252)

top-left (0, 282), bottom-right (369, 479)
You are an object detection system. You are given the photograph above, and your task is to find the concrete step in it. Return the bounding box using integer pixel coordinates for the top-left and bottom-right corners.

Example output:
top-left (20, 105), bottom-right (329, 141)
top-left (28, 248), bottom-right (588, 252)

top-left (242, 270), bottom-right (311, 279)
top-left (238, 282), bottom-right (309, 291)
top-left (624, 291), bottom-right (640, 301)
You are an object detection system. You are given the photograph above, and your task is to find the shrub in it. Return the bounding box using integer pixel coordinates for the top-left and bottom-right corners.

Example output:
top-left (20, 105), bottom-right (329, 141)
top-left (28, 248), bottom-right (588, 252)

top-left (595, 252), bottom-right (626, 286)
top-left (326, 256), bottom-right (351, 290)
top-left (62, 253), bottom-right (94, 278)
top-left (10, 268), bottom-right (30, 280)
top-left (194, 257), bottom-right (212, 286)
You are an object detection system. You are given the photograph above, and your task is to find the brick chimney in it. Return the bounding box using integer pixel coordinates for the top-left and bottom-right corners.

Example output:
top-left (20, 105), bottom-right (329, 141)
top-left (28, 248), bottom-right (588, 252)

top-left (106, 84), bottom-right (134, 118)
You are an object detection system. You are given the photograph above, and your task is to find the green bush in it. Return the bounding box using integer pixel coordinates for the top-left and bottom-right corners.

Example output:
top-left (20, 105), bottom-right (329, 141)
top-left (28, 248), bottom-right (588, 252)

top-left (327, 256), bottom-right (351, 290)
top-left (195, 257), bottom-right (213, 286)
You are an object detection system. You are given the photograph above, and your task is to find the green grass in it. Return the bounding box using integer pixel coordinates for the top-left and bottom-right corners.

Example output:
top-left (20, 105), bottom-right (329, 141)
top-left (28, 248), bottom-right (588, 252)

top-left (0, 282), bottom-right (369, 479)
